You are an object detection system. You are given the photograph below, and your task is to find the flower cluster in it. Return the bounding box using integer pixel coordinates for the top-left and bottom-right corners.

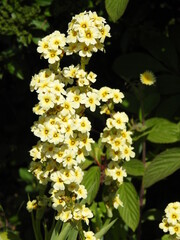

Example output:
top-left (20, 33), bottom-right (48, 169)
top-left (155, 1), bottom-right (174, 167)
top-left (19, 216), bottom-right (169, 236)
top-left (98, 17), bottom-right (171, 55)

top-left (66, 11), bottom-right (111, 57)
top-left (28, 10), bottom-right (134, 238)
top-left (159, 202), bottom-right (180, 239)
top-left (37, 31), bottom-right (66, 64)
top-left (30, 64), bottom-right (96, 223)
top-left (101, 112), bottom-right (134, 184)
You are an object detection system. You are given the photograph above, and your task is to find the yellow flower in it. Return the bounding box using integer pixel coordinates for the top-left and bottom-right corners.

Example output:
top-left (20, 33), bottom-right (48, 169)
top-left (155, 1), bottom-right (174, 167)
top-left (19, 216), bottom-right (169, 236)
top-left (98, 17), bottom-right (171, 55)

top-left (140, 70), bottom-right (156, 86)
top-left (26, 200), bottom-right (37, 212)
top-left (113, 194), bottom-right (123, 209)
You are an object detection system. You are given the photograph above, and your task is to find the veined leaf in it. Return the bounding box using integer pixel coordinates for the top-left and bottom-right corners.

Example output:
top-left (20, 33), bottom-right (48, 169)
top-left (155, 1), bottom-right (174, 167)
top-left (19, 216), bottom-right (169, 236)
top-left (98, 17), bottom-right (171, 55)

top-left (117, 182), bottom-right (140, 231)
top-left (81, 166), bottom-right (101, 204)
top-left (146, 118), bottom-right (180, 143)
top-left (123, 159), bottom-right (144, 176)
top-left (105, 0), bottom-right (129, 22)
top-left (144, 148), bottom-right (180, 188)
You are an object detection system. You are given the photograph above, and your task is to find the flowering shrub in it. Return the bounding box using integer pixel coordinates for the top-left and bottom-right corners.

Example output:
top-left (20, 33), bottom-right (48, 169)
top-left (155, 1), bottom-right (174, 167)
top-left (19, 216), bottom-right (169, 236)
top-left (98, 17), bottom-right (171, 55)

top-left (28, 10), bottom-right (135, 239)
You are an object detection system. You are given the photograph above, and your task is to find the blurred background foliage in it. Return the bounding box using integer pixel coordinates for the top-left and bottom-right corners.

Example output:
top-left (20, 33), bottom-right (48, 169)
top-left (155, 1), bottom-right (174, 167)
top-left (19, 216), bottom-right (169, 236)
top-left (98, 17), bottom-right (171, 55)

top-left (0, 0), bottom-right (180, 239)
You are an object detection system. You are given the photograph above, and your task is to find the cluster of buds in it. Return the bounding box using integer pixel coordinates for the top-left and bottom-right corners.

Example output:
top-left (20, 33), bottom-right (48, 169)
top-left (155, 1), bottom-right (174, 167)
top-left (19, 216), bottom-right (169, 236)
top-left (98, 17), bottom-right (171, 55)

top-left (27, 10), bottom-right (134, 239)
top-left (159, 202), bottom-right (180, 239)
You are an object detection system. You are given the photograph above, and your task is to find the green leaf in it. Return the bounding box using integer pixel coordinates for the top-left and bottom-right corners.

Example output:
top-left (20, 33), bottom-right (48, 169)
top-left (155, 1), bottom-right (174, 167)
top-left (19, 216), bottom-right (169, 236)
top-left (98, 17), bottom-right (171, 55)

top-left (91, 202), bottom-right (106, 230)
top-left (156, 95), bottom-right (180, 118)
top-left (161, 234), bottom-right (171, 240)
top-left (32, 37), bottom-right (41, 45)
top-left (50, 220), bottom-right (62, 240)
top-left (0, 232), bottom-right (9, 240)
top-left (25, 184), bottom-right (34, 193)
top-left (57, 223), bottom-right (72, 240)
top-left (81, 166), bottom-right (101, 204)
top-left (140, 32), bottom-right (179, 71)
top-left (95, 219), bottom-right (117, 239)
top-left (80, 157), bottom-right (94, 170)
top-left (123, 159), bottom-right (144, 176)
top-left (51, 222), bottom-right (72, 240)
top-left (35, 0), bottom-right (53, 6)
top-left (67, 227), bottom-right (78, 240)
top-left (143, 92), bottom-right (160, 117)
top-left (157, 74), bottom-right (180, 95)
top-left (113, 52), bottom-right (166, 79)
top-left (105, 0), bottom-right (129, 22)
top-left (31, 20), bottom-right (50, 31)
top-left (19, 168), bottom-right (33, 183)
top-left (144, 148), bottom-right (180, 188)
top-left (117, 182), bottom-right (140, 231)
top-left (121, 92), bottom-right (139, 114)
top-left (6, 62), bottom-right (24, 80)
top-left (0, 231), bottom-right (21, 240)
top-left (90, 140), bottom-right (104, 164)
top-left (146, 118), bottom-right (180, 143)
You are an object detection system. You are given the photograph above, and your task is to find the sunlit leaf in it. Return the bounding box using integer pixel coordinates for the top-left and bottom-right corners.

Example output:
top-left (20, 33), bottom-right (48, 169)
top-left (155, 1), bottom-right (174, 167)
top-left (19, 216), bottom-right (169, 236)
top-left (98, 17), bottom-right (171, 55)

top-left (67, 227), bottom-right (78, 240)
top-left (95, 219), bottom-right (117, 239)
top-left (57, 223), bottom-right (72, 240)
top-left (123, 159), bottom-right (144, 176)
top-left (144, 148), bottom-right (180, 188)
top-left (105, 0), bottom-right (129, 22)
top-left (117, 182), bottom-right (140, 231)
top-left (80, 157), bottom-right (94, 170)
top-left (146, 118), bottom-right (180, 143)
top-left (81, 166), bottom-right (101, 204)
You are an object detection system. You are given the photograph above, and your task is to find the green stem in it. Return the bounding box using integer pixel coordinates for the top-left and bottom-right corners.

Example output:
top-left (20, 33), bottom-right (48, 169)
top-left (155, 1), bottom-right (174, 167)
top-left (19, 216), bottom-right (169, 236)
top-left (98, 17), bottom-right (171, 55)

top-left (49, 60), bottom-right (60, 74)
top-left (36, 210), bottom-right (43, 240)
top-left (137, 91), bottom-right (146, 240)
top-left (77, 221), bottom-right (85, 240)
top-left (80, 57), bottom-right (90, 70)
top-left (31, 212), bottom-right (39, 240)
